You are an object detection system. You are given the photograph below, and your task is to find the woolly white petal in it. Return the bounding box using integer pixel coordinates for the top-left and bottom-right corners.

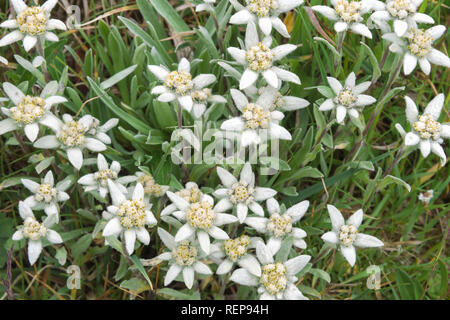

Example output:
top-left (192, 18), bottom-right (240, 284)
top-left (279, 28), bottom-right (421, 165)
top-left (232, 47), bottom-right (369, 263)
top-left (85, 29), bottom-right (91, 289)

top-left (404, 132), bottom-right (420, 146)
top-left (427, 49), bottom-right (450, 68)
top-left (424, 93), bottom-right (444, 121)
top-left (419, 140), bottom-right (431, 157)
top-left (403, 53), bottom-right (417, 75)
top-left (405, 96), bottom-right (419, 124)
top-left (350, 23), bottom-right (372, 38)
top-left (103, 217), bottom-right (122, 237)
top-left (285, 255), bottom-right (311, 275)
top-left (327, 204), bottom-right (345, 231)
top-left (240, 69), bottom-right (259, 90)
top-left (341, 245), bottom-right (356, 266)
top-left (164, 264), bottom-right (182, 286)
top-left (321, 231), bottom-right (339, 244)
top-left (28, 240), bottom-right (42, 265)
top-left (229, 9), bottom-right (252, 25)
top-left (175, 223), bottom-right (195, 242)
top-left (230, 268), bottom-right (258, 286)
top-left (354, 233), bottom-right (383, 248)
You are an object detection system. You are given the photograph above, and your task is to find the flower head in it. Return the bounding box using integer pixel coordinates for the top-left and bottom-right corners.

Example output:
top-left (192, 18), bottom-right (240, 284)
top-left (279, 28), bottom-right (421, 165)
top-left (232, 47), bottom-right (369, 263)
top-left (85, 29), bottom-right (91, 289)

top-left (0, 82), bottom-right (66, 142)
top-left (229, 0), bottom-right (304, 37)
top-left (12, 201), bottom-right (63, 265)
top-left (135, 171), bottom-right (169, 198)
top-left (321, 205), bottom-right (384, 266)
top-left (418, 189), bottom-right (433, 204)
top-left (33, 114), bottom-right (109, 170)
top-left (21, 171), bottom-right (70, 222)
top-left (148, 58), bottom-right (217, 113)
top-left (0, 0), bottom-right (67, 51)
top-left (245, 198), bottom-right (309, 255)
top-left (230, 241), bottom-right (311, 299)
top-left (318, 72), bottom-right (376, 124)
top-left (214, 163), bottom-right (277, 222)
top-left (164, 191), bottom-right (238, 254)
top-left (156, 228), bottom-right (213, 289)
top-left (400, 94), bottom-right (449, 165)
top-left (221, 88), bottom-right (292, 146)
top-left (226, 21), bottom-right (300, 90)
top-left (383, 25), bottom-right (450, 75)
top-left (102, 182), bottom-right (157, 255)
top-left (370, 0), bottom-right (434, 36)
top-left (312, 0), bottom-right (379, 38)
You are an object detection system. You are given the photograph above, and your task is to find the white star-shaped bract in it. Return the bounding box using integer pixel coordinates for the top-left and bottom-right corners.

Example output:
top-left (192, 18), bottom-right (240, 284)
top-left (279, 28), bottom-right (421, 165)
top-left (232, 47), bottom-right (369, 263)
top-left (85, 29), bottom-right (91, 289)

top-left (370, 0), bottom-right (433, 37)
top-left (195, 0), bottom-right (217, 13)
top-left (102, 182), bottom-right (157, 255)
top-left (156, 227), bottom-right (213, 289)
top-left (382, 25), bottom-right (450, 75)
top-left (226, 21), bottom-right (300, 90)
top-left (244, 198), bottom-right (309, 255)
top-left (318, 72), bottom-right (376, 124)
top-left (400, 94), bottom-right (449, 165)
top-left (161, 182), bottom-right (203, 218)
top-left (321, 205), bottom-right (384, 267)
top-left (220, 88), bottom-right (292, 147)
top-left (230, 241), bottom-right (311, 300)
top-left (148, 57), bottom-right (217, 113)
top-left (12, 201), bottom-right (63, 265)
top-left (78, 153), bottom-right (133, 199)
top-left (0, 81), bottom-right (66, 142)
top-left (21, 170), bottom-right (69, 222)
top-left (312, 0), bottom-right (382, 39)
top-left (214, 162), bottom-right (277, 223)
top-left (165, 191), bottom-right (238, 255)
top-left (229, 0), bottom-right (304, 38)
top-left (33, 114), bottom-right (109, 170)
top-left (0, 0), bottom-right (67, 52)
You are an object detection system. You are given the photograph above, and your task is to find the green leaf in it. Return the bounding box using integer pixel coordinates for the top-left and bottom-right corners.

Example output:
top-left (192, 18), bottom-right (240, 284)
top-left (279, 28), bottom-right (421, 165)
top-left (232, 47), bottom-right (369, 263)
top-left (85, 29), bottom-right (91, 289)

top-left (149, 0), bottom-right (190, 33)
top-left (157, 288), bottom-right (201, 300)
top-left (71, 234), bottom-right (92, 260)
top-left (120, 277), bottom-right (151, 294)
top-left (275, 236), bottom-right (294, 262)
top-left (105, 236), bottom-right (125, 255)
top-left (130, 254), bottom-right (153, 290)
top-left (313, 37), bottom-right (340, 57)
top-left (101, 65), bottom-right (137, 90)
top-left (379, 175), bottom-right (411, 192)
top-left (309, 268), bottom-right (331, 283)
top-left (360, 41), bottom-right (381, 83)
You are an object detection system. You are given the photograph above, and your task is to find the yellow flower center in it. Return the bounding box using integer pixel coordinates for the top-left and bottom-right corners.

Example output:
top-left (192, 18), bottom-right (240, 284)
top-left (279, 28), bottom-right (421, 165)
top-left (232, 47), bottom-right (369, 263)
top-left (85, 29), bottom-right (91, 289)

top-left (117, 199), bottom-right (146, 229)
top-left (407, 28), bottom-right (433, 58)
top-left (229, 182), bottom-right (254, 204)
top-left (336, 89), bottom-right (356, 107)
top-left (246, 42), bottom-right (274, 72)
top-left (35, 183), bottom-right (57, 203)
top-left (17, 6), bottom-right (48, 36)
top-left (11, 95), bottom-right (45, 125)
top-left (335, 0), bottom-right (363, 23)
top-left (267, 213), bottom-right (292, 238)
top-left (386, 0), bottom-right (415, 19)
top-left (58, 120), bottom-right (86, 147)
top-left (164, 71), bottom-right (194, 95)
top-left (186, 201), bottom-right (216, 229)
top-left (260, 262), bottom-right (288, 295)
top-left (247, 0), bottom-right (278, 17)
top-left (413, 114), bottom-right (441, 140)
top-left (339, 224), bottom-right (358, 246)
top-left (223, 235), bottom-right (250, 261)
top-left (23, 217), bottom-right (47, 241)
top-left (176, 186), bottom-right (202, 203)
top-left (243, 103), bottom-right (271, 129)
top-left (172, 240), bottom-right (198, 266)
top-left (95, 169), bottom-right (118, 187)
top-left (191, 88), bottom-right (211, 102)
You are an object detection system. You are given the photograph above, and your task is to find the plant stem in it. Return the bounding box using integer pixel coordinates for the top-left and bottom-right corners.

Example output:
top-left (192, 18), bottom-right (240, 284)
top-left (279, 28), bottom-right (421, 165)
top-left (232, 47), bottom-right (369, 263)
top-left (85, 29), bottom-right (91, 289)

top-left (334, 32), bottom-right (345, 72)
top-left (344, 57), bottom-right (403, 162)
top-left (211, 12), bottom-right (224, 55)
top-left (383, 145), bottom-right (405, 178)
top-left (36, 39), bottom-right (51, 83)
top-left (13, 132), bottom-right (29, 154)
top-left (369, 47), bottom-right (390, 90)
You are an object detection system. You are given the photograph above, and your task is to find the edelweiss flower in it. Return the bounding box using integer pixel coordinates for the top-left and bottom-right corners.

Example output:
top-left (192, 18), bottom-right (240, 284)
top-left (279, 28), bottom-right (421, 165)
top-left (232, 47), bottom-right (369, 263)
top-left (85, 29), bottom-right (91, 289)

top-left (22, 170), bottom-right (69, 221)
top-left (383, 25), bottom-right (450, 75)
top-left (230, 241), bottom-right (311, 300)
top-left (312, 0), bottom-right (380, 38)
top-left (321, 205), bottom-right (384, 266)
top-left (214, 163), bottom-right (277, 223)
top-left (229, 0), bottom-right (304, 38)
top-left (102, 182), bottom-right (157, 255)
top-left (156, 228), bottom-right (213, 289)
top-left (33, 114), bottom-right (108, 170)
top-left (161, 182), bottom-right (203, 218)
top-left (12, 201), bottom-right (63, 265)
top-left (220, 88), bottom-right (292, 146)
top-left (148, 58), bottom-right (217, 112)
top-left (418, 189), bottom-right (433, 204)
top-left (244, 198), bottom-right (309, 255)
top-left (165, 191), bottom-right (238, 254)
top-left (226, 21), bottom-right (300, 90)
top-left (190, 88), bottom-right (226, 119)
top-left (0, 82), bottom-right (66, 142)
top-left (400, 94), bottom-right (449, 164)
top-left (318, 72), bottom-right (376, 124)
top-left (85, 117), bottom-right (118, 144)
top-left (78, 154), bottom-right (133, 199)
top-left (135, 171), bottom-right (169, 198)
top-left (370, 0), bottom-right (434, 37)
top-left (0, 0), bottom-right (67, 52)
top-left (195, 0), bottom-right (217, 13)
top-left (210, 234), bottom-right (262, 276)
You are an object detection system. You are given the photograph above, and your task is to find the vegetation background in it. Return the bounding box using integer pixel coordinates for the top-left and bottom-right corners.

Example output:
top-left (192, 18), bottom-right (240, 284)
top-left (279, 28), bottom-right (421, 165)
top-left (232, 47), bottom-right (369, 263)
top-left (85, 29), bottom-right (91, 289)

top-left (0, 0), bottom-right (448, 300)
